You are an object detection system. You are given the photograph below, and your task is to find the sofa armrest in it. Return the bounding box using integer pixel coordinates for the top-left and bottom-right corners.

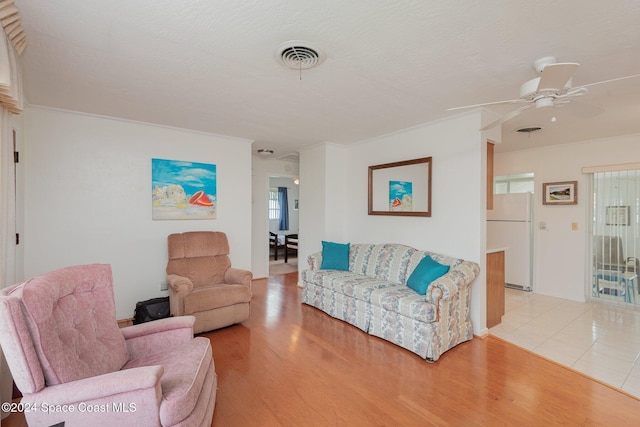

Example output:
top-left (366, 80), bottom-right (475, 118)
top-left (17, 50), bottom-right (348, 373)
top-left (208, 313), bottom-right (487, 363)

top-left (426, 260), bottom-right (480, 311)
top-left (121, 316), bottom-right (195, 359)
top-left (307, 252), bottom-right (322, 270)
top-left (225, 267), bottom-right (253, 287)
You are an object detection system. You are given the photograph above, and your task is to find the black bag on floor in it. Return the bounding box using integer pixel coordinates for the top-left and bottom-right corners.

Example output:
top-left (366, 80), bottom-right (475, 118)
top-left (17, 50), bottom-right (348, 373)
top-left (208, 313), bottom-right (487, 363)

top-left (133, 296), bottom-right (170, 324)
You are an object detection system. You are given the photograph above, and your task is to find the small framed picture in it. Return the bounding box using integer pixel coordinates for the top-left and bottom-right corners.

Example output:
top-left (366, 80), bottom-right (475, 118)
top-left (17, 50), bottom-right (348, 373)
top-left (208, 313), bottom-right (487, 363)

top-left (606, 206), bottom-right (630, 226)
top-left (542, 181), bottom-right (578, 205)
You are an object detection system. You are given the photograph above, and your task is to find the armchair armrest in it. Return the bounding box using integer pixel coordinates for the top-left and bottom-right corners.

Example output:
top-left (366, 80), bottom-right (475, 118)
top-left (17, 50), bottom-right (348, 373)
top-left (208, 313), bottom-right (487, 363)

top-left (166, 274), bottom-right (194, 294)
top-left (166, 274), bottom-right (193, 317)
top-left (225, 268), bottom-right (252, 287)
top-left (121, 316), bottom-right (195, 359)
top-left (22, 366), bottom-right (163, 427)
top-left (27, 365), bottom-right (163, 405)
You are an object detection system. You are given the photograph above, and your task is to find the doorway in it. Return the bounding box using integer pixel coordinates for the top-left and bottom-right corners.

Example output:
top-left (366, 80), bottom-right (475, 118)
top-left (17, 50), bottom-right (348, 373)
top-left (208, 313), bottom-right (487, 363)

top-left (589, 168), bottom-right (639, 306)
top-left (268, 176), bottom-right (299, 275)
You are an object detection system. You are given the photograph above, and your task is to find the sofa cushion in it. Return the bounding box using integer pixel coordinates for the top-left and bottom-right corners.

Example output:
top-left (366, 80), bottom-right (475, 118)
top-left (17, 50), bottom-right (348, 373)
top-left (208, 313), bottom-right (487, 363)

top-left (407, 255), bottom-right (450, 295)
top-left (369, 286), bottom-right (438, 323)
top-left (303, 270), bottom-right (398, 302)
top-left (350, 244), bottom-right (423, 284)
top-left (320, 241), bottom-right (350, 271)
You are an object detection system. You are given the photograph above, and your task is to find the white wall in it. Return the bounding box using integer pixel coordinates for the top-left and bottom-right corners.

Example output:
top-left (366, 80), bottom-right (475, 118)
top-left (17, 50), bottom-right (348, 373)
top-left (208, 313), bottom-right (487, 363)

top-left (494, 132), bottom-right (640, 301)
top-left (298, 143), bottom-right (348, 276)
top-left (1, 113), bottom-right (24, 421)
top-left (301, 113), bottom-right (488, 334)
top-left (23, 107), bottom-right (253, 319)
top-left (251, 156), bottom-right (299, 278)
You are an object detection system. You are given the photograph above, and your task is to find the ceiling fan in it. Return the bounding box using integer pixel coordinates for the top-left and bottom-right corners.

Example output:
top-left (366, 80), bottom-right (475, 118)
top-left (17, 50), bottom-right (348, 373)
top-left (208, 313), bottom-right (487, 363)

top-left (448, 56), bottom-right (640, 131)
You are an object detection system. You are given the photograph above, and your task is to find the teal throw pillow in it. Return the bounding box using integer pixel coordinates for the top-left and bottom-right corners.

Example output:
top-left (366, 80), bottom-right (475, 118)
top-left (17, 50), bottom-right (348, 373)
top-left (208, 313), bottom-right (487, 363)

top-left (320, 241), bottom-right (350, 271)
top-left (407, 255), bottom-right (450, 295)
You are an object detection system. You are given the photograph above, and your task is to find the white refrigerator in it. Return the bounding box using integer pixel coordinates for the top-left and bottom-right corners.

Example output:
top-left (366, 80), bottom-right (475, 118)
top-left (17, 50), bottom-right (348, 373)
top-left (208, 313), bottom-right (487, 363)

top-left (487, 193), bottom-right (533, 291)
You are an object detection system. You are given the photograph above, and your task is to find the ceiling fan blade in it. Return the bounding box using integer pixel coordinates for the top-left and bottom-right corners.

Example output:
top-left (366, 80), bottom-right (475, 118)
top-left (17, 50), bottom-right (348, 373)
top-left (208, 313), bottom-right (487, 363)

top-left (537, 62), bottom-right (579, 92)
top-left (578, 73), bottom-right (640, 89)
top-left (447, 98), bottom-right (528, 111)
top-left (480, 105), bottom-right (533, 131)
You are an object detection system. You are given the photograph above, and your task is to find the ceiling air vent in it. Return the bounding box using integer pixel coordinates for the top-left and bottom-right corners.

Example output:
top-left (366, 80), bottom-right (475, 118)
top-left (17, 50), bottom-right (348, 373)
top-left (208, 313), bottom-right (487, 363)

top-left (275, 40), bottom-right (326, 70)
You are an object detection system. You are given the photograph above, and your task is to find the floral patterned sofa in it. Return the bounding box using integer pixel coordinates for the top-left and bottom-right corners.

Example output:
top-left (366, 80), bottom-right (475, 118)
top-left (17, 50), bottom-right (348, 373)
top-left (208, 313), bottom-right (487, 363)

top-left (301, 243), bottom-right (480, 362)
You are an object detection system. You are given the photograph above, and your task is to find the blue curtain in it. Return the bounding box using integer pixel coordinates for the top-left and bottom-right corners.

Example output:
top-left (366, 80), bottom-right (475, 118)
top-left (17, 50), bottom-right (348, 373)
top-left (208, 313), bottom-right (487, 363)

top-left (278, 186), bottom-right (289, 231)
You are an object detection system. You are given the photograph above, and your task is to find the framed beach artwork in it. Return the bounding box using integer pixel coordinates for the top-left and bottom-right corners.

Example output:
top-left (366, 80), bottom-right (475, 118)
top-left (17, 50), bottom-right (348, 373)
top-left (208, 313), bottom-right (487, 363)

top-left (368, 157), bottom-right (431, 217)
top-left (542, 181), bottom-right (577, 205)
top-left (389, 181), bottom-right (413, 211)
top-left (152, 158), bottom-right (217, 220)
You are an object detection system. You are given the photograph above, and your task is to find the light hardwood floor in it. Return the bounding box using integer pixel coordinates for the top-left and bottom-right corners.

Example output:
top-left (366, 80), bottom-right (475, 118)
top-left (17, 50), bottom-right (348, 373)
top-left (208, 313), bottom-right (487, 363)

top-left (207, 273), bottom-right (640, 426)
top-left (4, 273), bottom-right (640, 426)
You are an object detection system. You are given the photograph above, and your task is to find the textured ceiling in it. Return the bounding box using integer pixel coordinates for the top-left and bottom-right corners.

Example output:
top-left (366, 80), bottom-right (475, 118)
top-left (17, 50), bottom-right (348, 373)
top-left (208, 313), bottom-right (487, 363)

top-left (13, 0), bottom-right (640, 157)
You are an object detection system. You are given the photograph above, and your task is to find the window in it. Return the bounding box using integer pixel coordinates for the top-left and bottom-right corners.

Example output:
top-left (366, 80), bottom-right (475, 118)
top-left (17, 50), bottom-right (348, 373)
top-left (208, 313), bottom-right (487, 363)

top-left (495, 173), bottom-right (534, 194)
top-left (269, 189), bottom-right (280, 220)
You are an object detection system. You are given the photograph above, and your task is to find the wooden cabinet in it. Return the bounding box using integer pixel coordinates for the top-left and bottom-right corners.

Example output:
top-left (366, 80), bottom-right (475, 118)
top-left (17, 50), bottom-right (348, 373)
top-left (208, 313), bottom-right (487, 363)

top-left (487, 141), bottom-right (494, 210)
top-left (486, 250), bottom-right (505, 329)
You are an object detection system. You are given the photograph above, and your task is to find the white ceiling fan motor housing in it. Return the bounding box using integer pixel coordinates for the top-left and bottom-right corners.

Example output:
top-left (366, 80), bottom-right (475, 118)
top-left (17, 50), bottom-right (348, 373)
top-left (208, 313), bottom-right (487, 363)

top-left (519, 77), bottom-right (573, 101)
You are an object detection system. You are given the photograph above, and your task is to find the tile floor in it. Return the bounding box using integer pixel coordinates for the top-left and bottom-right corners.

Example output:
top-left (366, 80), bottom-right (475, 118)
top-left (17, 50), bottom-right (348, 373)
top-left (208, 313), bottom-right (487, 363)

top-left (489, 288), bottom-right (640, 398)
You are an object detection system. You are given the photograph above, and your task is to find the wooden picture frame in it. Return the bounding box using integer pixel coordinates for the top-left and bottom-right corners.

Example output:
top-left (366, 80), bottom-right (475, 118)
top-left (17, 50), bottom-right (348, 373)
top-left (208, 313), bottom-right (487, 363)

top-left (368, 157), bottom-right (432, 217)
top-left (542, 181), bottom-right (577, 205)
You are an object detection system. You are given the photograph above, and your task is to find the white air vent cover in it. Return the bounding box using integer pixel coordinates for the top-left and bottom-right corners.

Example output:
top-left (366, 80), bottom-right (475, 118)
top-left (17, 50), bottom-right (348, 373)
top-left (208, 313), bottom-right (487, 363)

top-left (275, 40), bottom-right (326, 70)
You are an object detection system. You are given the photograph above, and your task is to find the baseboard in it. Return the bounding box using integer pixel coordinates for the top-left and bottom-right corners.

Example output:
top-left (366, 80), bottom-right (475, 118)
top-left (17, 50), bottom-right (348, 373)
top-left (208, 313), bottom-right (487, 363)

top-left (117, 318), bottom-right (133, 328)
top-left (474, 328), bottom-right (490, 339)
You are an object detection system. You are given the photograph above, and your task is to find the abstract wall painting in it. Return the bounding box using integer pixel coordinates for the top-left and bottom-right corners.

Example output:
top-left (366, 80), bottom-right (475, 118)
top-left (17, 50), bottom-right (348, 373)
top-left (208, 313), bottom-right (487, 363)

top-left (152, 158), bottom-right (217, 220)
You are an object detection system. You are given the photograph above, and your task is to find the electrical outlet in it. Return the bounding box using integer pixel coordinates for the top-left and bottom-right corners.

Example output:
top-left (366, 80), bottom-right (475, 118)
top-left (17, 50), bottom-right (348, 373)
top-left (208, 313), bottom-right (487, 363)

top-left (571, 222), bottom-right (578, 231)
top-left (160, 281), bottom-right (168, 291)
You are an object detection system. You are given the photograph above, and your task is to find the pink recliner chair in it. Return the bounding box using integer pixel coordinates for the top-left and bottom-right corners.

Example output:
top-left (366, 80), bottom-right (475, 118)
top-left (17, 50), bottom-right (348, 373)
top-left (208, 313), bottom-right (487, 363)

top-left (0, 264), bottom-right (216, 427)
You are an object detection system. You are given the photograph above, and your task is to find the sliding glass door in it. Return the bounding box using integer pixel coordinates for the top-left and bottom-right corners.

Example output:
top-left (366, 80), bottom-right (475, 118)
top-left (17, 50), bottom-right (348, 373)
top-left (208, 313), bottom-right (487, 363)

top-left (589, 168), bottom-right (640, 306)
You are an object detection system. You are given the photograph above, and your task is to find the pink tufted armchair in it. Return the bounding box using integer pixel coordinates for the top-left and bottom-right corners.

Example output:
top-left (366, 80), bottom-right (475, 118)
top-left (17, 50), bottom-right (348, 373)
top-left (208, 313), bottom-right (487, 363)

top-left (166, 231), bottom-right (252, 334)
top-left (0, 264), bottom-right (216, 427)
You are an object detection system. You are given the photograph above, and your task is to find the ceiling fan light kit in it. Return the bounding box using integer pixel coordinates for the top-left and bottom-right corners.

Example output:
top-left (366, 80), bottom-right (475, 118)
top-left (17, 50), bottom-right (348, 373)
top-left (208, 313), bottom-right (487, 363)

top-left (257, 148), bottom-right (274, 156)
